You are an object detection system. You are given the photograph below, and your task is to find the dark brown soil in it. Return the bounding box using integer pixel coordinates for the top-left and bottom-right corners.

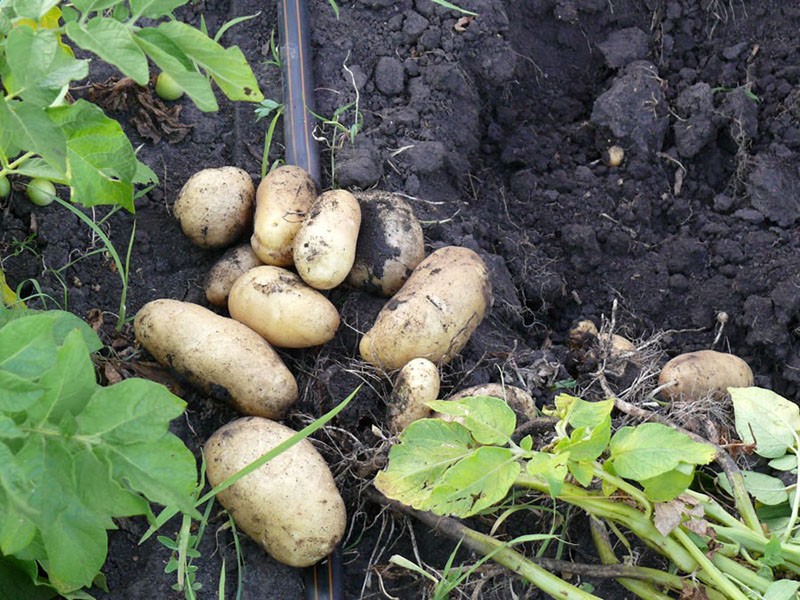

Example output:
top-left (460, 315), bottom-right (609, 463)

top-left (3, 0), bottom-right (800, 598)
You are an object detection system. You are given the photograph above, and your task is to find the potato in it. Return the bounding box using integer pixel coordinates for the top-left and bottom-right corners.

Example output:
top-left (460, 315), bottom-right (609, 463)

top-left (388, 358), bottom-right (440, 433)
top-left (445, 383), bottom-right (537, 420)
top-left (174, 167), bottom-right (254, 248)
top-left (134, 300), bottom-right (297, 418)
top-left (658, 350), bottom-right (754, 403)
top-left (346, 191), bottom-right (425, 296)
top-left (251, 165), bottom-right (317, 266)
top-left (205, 417), bottom-right (346, 567)
top-left (204, 244), bottom-right (263, 307)
top-left (360, 246), bottom-right (492, 370)
top-left (294, 190), bottom-right (361, 290)
top-left (228, 266), bottom-right (340, 348)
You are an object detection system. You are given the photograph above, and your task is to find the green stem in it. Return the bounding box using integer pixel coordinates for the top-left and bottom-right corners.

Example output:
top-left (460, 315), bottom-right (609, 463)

top-left (591, 463), bottom-right (652, 518)
top-left (710, 553), bottom-right (770, 594)
top-left (672, 527), bottom-right (748, 600)
top-left (515, 474), bottom-right (698, 572)
top-left (375, 491), bottom-right (602, 600)
top-left (6, 151), bottom-right (35, 171)
top-left (711, 525), bottom-right (800, 568)
top-left (590, 517), bottom-right (681, 600)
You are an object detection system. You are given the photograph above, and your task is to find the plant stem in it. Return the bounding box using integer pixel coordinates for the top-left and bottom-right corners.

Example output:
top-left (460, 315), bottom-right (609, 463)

top-left (710, 553), bottom-right (770, 594)
top-left (591, 463), bottom-right (652, 518)
top-left (590, 517), bottom-right (681, 600)
top-left (672, 527), bottom-right (749, 600)
top-left (372, 490), bottom-right (602, 599)
top-left (711, 525), bottom-right (800, 568)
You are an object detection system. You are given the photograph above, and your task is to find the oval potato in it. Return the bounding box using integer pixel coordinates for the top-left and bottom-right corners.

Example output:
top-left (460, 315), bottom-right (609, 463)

top-left (134, 299), bottom-right (297, 418)
top-left (174, 167), bottom-right (254, 248)
top-left (445, 383), bottom-right (537, 420)
top-left (251, 165), bottom-right (317, 266)
top-left (388, 358), bottom-right (440, 433)
top-left (294, 190), bottom-right (361, 290)
top-left (346, 191), bottom-right (425, 296)
top-left (658, 350), bottom-right (754, 403)
top-left (228, 266), bottom-right (340, 348)
top-left (205, 417), bottom-right (346, 567)
top-left (204, 244), bottom-right (263, 307)
top-left (360, 246), bottom-right (492, 370)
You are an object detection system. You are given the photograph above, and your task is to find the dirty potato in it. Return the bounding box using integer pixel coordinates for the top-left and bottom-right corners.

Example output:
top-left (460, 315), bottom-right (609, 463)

top-left (174, 167), bottom-right (255, 248)
top-left (228, 265), bottom-right (340, 348)
top-left (360, 246), bottom-right (492, 370)
top-left (251, 165), bottom-right (317, 266)
top-left (294, 189), bottom-right (361, 290)
top-left (134, 299), bottom-right (297, 418)
top-left (388, 358), bottom-right (440, 433)
top-left (204, 244), bottom-right (263, 307)
top-left (346, 191), bottom-right (425, 296)
top-left (658, 349), bottom-right (754, 402)
top-left (205, 417), bottom-right (346, 567)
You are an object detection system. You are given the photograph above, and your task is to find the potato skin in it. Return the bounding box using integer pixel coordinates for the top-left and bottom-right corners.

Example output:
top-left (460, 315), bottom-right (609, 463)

top-left (346, 191), bottom-right (425, 296)
top-left (174, 167), bottom-right (254, 248)
top-left (389, 358), bottom-right (440, 433)
top-left (205, 417), bottom-right (346, 567)
top-left (228, 266), bottom-right (340, 348)
top-left (360, 246), bottom-right (492, 370)
top-left (251, 165), bottom-right (317, 266)
top-left (134, 300), bottom-right (297, 418)
top-left (658, 350), bottom-right (754, 402)
top-left (446, 383), bottom-right (537, 420)
top-left (204, 244), bottom-right (263, 307)
top-left (294, 190), bottom-right (361, 290)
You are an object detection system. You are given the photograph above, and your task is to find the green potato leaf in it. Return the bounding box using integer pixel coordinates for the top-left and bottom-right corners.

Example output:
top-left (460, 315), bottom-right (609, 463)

top-left (639, 461), bottom-right (695, 502)
top-left (425, 446), bottom-right (519, 517)
top-left (731, 387), bottom-right (800, 459)
top-left (66, 18), bottom-right (149, 85)
top-left (608, 423), bottom-right (716, 482)
top-left (556, 395), bottom-right (614, 430)
top-left (129, 0), bottom-right (189, 19)
top-left (763, 579), bottom-right (800, 600)
top-left (156, 21), bottom-right (264, 102)
top-left (12, 0), bottom-right (60, 20)
top-left (526, 452), bottom-right (569, 497)
top-left (134, 28), bottom-right (218, 112)
top-left (718, 471), bottom-right (789, 506)
top-left (48, 100), bottom-right (139, 210)
top-left (427, 396), bottom-right (516, 445)
top-left (374, 419), bottom-right (474, 509)
top-left (0, 97), bottom-right (66, 176)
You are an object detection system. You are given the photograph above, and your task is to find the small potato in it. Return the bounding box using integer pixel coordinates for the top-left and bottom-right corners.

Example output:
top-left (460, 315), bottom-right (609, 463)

top-left (205, 417), bottom-right (346, 567)
top-left (360, 246), bottom-right (492, 370)
top-left (445, 383), bottom-right (537, 421)
top-left (174, 167), bottom-right (255, 248)
top-left (388, 358), bottom-right (440, 433)
top-left (134, 299), bottom-right (297, 418)
top-left (294, 190), bottom-right (361, 290)
top-left (228, 266), bottom-right (340, 348)
top-left (658, 350), bottom-right (754, 403)
top-left (251, 165), bottom-right (317, 266)
top-left (204, 244), bottom-right (263, 307)
top-left (346, 191), bottom-right (425, 296)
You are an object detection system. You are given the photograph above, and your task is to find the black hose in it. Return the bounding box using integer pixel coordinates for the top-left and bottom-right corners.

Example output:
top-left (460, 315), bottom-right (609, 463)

top-left (278, 1), bottom-right (343, 596)
top-left (277, 0), bottom-right (321, 186)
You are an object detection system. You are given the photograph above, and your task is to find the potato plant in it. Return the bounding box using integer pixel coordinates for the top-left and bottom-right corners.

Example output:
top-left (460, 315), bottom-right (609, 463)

top-left (0, 0), bottom-right (264, 212)
top-left (376, 392), bottom-right (800, 600)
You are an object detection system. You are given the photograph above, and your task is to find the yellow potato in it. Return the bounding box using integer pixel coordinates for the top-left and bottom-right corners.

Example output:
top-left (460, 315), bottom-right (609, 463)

top-left (658, 350), bottom-right (754, 402)
top-left (134, 299), bottom-right (297, 418)
top-left (251, 165), bottom-right (317, 266)
top-left (360, 246), bottom-right (492, 370)
top-left (388, 358), bottom-right (440, 433)
top-left (228, 266), bottom-right (340, 348)
top-left (294, 190), bottom-right (361, 290)
top-left (346, 191), bottom-right (425, 296)
top-left (204, 244), bottom-right (263, 307)
top-left (174, 167), bottom-right (254, 248)
top-left (205, 417), bottom-right (346, 567)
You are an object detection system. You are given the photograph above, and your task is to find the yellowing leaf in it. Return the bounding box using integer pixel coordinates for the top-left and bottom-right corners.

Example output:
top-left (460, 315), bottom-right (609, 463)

top-left (427, 396), bottom-right (516, 445)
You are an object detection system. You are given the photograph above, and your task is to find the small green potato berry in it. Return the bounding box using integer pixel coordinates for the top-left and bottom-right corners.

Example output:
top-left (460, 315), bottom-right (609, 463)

top-left (155, 72), bottom-right (184, 101)
top-left (0, 176), bottom-right (10, 198)
top-left (26, 178), bottom-right (56, 206)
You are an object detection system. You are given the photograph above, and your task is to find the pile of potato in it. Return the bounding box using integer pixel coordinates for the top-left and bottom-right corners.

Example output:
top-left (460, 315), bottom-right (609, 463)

top-left (134, 164), bottom-right (493, 567)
